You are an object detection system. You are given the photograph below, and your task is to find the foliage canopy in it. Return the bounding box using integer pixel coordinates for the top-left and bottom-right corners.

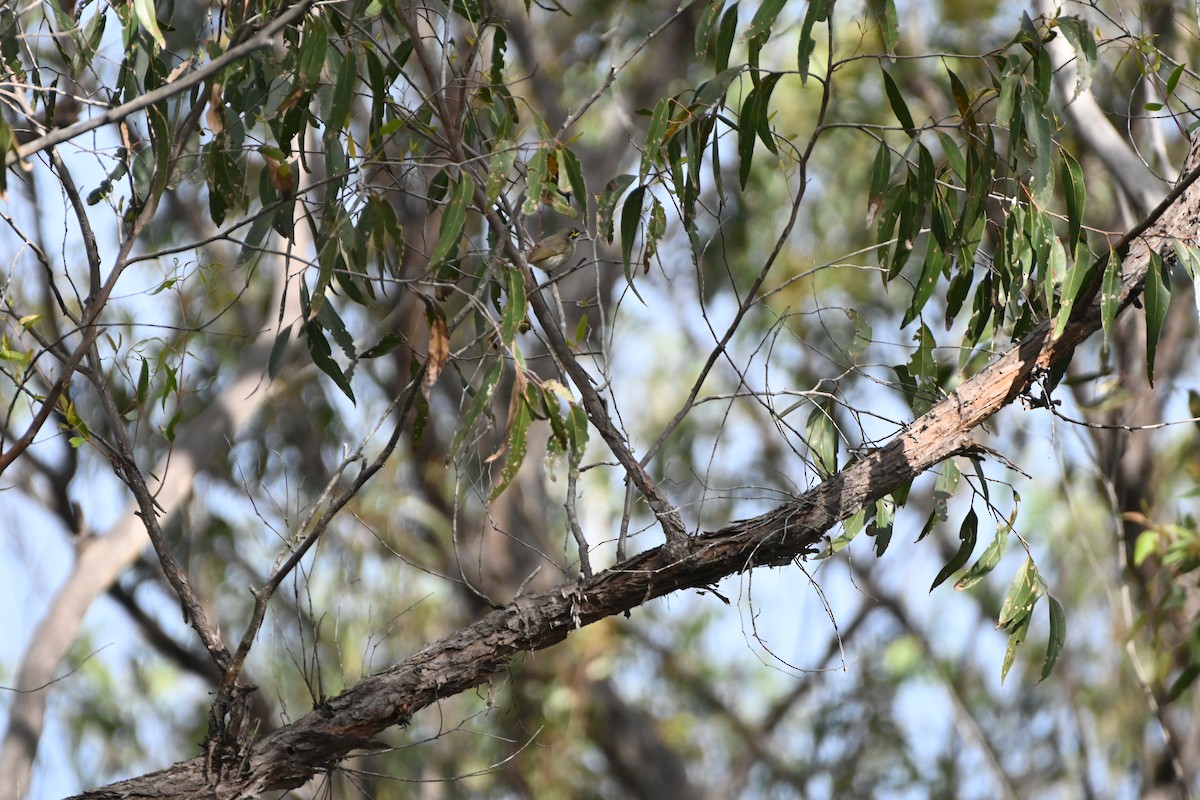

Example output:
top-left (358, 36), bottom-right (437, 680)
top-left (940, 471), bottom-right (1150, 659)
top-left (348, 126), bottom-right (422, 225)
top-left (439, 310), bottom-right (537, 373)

top-left (4, 0), bottom-right (1200, 797)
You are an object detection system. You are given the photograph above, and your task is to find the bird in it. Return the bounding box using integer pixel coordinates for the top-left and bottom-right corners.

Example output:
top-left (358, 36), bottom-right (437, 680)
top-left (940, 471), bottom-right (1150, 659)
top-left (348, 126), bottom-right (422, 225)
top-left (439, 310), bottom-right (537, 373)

top-left (526, 228), bottom-right (581, 272)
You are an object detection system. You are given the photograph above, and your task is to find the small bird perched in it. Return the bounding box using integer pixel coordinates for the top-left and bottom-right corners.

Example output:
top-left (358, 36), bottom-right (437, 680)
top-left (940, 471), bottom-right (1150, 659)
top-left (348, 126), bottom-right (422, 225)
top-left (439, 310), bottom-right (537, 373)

top-left (526, 228), bottom-right (581, 272)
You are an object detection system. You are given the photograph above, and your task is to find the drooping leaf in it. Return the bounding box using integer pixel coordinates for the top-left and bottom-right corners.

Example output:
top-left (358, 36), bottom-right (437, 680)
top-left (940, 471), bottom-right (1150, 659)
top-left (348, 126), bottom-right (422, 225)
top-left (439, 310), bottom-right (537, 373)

top-left (956, 516), bottom-right (1011, 590)
top-left (502, 267), bottom-right (527, 345)
top-left (797, 0), bottom-right (832, 84)
top-left (1100, 249), bottom-right (1121, 356)
top-left (559, 145), bottom-right (587, 214)
top-left (429, 174), bottom-right (473, 272)
top-left (485, 140), bottom-right (518, 207)
top-left (865, 139), bottom-right (891, 228)
top-left (1055, 15), bottom-right (1097, 98)
top-left (904, 240), bottom-right (946, 328)
top-left (694, 0), bottom-right (725, 60)
top-left (132, 0), bottom-right (166, 49)
top-left (1144, 250), bottom-right (1170, 385)
top-left (1039, 595), bottom-right (1066, 682)
top-left (714, 2), bottom-right (740, 74)
top-left (998, 555), bottom-right (1041, 631)
top-left (304, 320), bottom-right (355, 403)
top-left (1023, 99), bottom-right (1053, 201)
top-left (882, 68), bottom-right (916, 137)
top-left (598, 174), bottom-right (636, 242)
top-left (448, 357), bottom-right (503, 460)
top-left (867, 496), bottom-right (895, 556)
top-left (489, 376), bottom-right (534, 500)
top-left (620, 184), bottom-right (646, 276)
top-left (745, 0), bottom-right (786, 74)
top-left (931, 507), bottom-right (978, 591)
top-left (867, 0), bottom-right (899, 56)
top-left (522, 146), bottom-right (549, 216)
top-left (1060, 149), bottom-right (1085, 253)
top-left (805, 402), bottom-right (839, 478)
top-left (1001, 607), bottom-right (1030, 684)
top-left (642, 97), bottom-right (674, 182)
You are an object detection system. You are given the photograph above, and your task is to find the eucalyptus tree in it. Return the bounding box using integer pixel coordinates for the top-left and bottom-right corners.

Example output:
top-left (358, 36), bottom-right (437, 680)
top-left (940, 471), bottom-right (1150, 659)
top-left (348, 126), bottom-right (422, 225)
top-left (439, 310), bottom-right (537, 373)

top-left (2, 1), bottom-right (1200, 798)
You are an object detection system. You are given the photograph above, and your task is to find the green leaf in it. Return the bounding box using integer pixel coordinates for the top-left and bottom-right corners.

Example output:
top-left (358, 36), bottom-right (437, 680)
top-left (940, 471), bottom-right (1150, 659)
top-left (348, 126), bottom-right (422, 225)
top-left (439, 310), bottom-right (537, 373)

top-left (1100, 250), bottom-right (1121, 355)
top-left (1166, 63), bottom-right (1186, 96)
top-left (904, 240), bottom-right (946, 328)
top-left (522, 146), bottom-right (549, 216)
top-left (714, 2), bottom-right (739, 74)
top-left (559, 146), bottom-right (587, 214)
top-left (753, 72), bottom-right (782, 154)
top-left (485, 140), bottom-right (517, 206)
top-left (1039, 595), bottom-right (1066, 682)
top-left (1055, 15), bottom-right (1097, 98)
top-left (316, 298), bottom-right (357, 361)
top-left (737, 85), bottom-right (761, 188)
top-left (867, 496), bottom-right (895, 556)
top-left (694, 67), bottom-right (742, 110)
top-left (598, 174), bottom-right (636, 242)
top-left (449, 357), bottom-right (503, 460)
top-left (847, 309), bottom-right (872, 360)
top-left (0, 6), bottom-right (23, 80)
top-left (328, 46), bottom-right (357, 132)
top-left (567, 401), bottom-right (588, 466)
top-left (133, 0), bottom-right (166, 49)
top-left (489, 383), bottom-right (534, 501)
top-left (1023, 99), bottom-right (1053, 201)
top-left (78, 8), bottom-right (107, 75)
top-left (429, 174), bottom-right (473, 272)
top-left (947, 69), bottom-right (971, 127)
top-left (135, 356), bottom-right (150, 408)
top-left (642, 97), bottom-right (674, 182)
top-left (1144, 250), bottom-right (1169, 386)
top-left (1045, 235), bottom-right (1067, 316)
top-left (1167, 664), bottom-right (1200, 704)
top-left (502, 267), bottom-right (527, 345)
top-left (304, 320), bottom-right (355, 403)
top-left (797, 0), bottom-right (831, 84)
top-left (746, 0), bottom-right (786, 72)
top-left (1001, 609), bottom-right (1030, 684)
top-left (907, 323), bottom-right (936, 414)
top-left (300, 17), bottom-right (329, 87)
top-left (805, 402), bottom-right (838, 478)
top-left (866, 140), bottom-right (891, 227)
top-left (936, 131), bottom-right (965, 183)
top-left (620, 185), bottom-right (645, 276)
top-left (694, 0), bottom-right (724, 60)
top-left (1053, 235), bottom-right (1090, 339)
top-left (890, 173), bottom-right (924, 279)
top-left (1060, 149), bottom-right (1085, 251)
top-left (867, 0), bottom-right (899, 55)
top-left (882, 68), bottom-right (916, 137)
top-left (915, 509), bottom-right (937, 544)
top-left (945, 264), bottom-right (973, 328)
top-left (359, 331), bottom-right (406, 360)
top-left (565, 317), bottom-right (588, 351)
top-left (955, 517), bottom-right (1010, 590)
top-left (998, 555), bottom-right (1041, 631)
top-left (930, 508), bottom-right (978, 591)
